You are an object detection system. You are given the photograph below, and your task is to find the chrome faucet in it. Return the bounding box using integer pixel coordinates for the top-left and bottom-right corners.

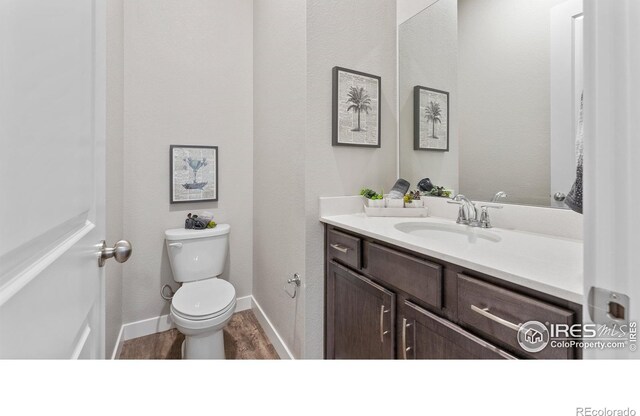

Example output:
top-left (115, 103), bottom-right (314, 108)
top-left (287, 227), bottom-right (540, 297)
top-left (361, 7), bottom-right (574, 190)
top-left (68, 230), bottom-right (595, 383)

top-left (448, 194), bottom-right (504, 228)
top-left (447, 194), bottom-right (479, 225)
top-left (491, 191), bottom-right (507, 203)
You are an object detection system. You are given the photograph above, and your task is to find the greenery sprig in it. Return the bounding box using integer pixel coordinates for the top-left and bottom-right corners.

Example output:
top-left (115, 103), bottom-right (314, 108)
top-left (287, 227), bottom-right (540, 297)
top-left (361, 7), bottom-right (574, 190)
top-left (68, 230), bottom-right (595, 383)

top-left (360, 188), bottom-right (383, 200)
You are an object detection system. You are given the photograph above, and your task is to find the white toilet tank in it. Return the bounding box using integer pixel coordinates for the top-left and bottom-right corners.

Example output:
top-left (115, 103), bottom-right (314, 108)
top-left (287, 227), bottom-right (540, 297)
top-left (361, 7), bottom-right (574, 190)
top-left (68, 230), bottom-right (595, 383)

top-left (165, 225), bottom-right (230, 283)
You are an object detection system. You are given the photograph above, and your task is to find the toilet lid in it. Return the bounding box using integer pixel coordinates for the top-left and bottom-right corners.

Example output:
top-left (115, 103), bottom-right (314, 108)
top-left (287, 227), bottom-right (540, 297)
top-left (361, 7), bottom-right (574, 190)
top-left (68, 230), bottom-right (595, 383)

top-left (172, 279), bottom-right (236, 319)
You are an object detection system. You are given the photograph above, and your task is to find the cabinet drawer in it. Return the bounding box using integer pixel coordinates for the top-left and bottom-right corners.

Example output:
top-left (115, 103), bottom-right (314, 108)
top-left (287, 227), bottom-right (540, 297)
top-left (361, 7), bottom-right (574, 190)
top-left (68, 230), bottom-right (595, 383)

top-left (365, 242), bottom-right (442, 309)
top-left (400, 301), bottom-right (515, 359)
top-left (457, 274), bottom-right (575, 359)
top-left (327, 229), bottom-right (361, 269)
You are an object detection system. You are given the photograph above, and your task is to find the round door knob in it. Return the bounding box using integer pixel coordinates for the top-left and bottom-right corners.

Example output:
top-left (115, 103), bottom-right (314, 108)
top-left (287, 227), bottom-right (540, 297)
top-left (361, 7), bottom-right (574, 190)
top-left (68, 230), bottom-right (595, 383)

top-left (99, 240), bottom-right (132, 267)
top-left (554, 192), bottom-right (566, 201)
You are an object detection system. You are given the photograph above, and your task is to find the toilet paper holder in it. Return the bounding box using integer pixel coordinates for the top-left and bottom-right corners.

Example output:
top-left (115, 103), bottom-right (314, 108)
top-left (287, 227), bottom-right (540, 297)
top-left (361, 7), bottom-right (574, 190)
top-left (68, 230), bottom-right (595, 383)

top-left (284, 273), bottom-right (301, 299)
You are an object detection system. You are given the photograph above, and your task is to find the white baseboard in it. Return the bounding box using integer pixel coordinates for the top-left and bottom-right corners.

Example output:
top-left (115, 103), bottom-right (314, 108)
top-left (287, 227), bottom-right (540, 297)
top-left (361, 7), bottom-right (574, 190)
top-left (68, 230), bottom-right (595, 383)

top-left (122, 314), bottom-right (174, 342)
top-left (251, 297), bottom-right (294, 360)
top-left (111, 295), bottom-right (254, 359)
top-left (235, 295), bottom-right (252, 312)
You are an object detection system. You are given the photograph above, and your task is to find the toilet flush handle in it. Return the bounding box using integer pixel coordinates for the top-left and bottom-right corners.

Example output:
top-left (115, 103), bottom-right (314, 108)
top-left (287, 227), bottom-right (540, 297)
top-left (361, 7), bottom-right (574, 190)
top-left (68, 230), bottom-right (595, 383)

top-left (168, 242), bottom-right (183, 248)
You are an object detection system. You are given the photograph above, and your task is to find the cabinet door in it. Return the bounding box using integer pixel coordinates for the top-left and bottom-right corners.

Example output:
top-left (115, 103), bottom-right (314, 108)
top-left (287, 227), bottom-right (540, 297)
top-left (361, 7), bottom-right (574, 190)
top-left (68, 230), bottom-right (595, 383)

top-left (398, 301), bottom-right (515, 359)
top-left (326, 261), bottom-right (395, 359)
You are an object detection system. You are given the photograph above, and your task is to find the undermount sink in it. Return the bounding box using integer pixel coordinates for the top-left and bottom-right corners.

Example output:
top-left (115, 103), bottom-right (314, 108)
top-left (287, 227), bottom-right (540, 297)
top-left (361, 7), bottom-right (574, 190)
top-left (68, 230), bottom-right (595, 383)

top-left (394, 221), bottom-right (502, 244)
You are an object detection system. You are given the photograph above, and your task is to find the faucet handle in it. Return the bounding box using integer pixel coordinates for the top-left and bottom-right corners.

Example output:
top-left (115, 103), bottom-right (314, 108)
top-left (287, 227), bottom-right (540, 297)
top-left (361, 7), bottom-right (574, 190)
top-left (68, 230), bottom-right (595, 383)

top-left (448, 199), bottom-right (468, 224)
top-left (478, 204), bottom-right (502, 228)
top-left (479, 203), bottom-right (503, 210)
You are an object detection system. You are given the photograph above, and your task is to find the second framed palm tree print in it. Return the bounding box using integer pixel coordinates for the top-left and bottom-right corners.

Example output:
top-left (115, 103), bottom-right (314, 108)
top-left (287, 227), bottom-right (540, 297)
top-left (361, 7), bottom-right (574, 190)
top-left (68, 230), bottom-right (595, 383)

top-left (332, 67), bottom-right (381, 147)
top-left (414, 86), bottom-right (449, 151)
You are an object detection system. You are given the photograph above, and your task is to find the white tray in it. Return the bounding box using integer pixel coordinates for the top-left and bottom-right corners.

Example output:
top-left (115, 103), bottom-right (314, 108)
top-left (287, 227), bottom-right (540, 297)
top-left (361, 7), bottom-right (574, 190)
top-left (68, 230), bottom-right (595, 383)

top-left (364, 206), bottom-right (429, 217)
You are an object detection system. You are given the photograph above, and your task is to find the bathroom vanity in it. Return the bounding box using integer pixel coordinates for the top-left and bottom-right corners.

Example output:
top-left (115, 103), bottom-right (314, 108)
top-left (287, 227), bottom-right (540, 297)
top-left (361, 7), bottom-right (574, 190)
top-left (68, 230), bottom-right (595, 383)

top-left (322, 213), bottom-right (583, 360)
top-left (318, 0), bottom-right (587, 360)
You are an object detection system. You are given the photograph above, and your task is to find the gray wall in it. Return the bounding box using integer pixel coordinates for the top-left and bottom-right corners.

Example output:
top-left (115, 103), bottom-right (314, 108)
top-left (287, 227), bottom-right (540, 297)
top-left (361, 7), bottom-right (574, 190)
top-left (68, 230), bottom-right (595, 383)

top-left (106, 0), bottom-right (398, 359)
top-left (304, 0), bottom-right (398, 358)
top-left (252, 0), bottom-right (398, 359)
top-left (105, 0), bottom-right (123, 357)
top-left (398, 0), bottom-right (440, 25)
top-left (253, 0), bottom-right (307, 359)
top-left (122, 0), bottom-right (254, 324)
top-left (399, 0), bottom-right (458, 193)
top-left (458, 0), bottom-right (564, 205)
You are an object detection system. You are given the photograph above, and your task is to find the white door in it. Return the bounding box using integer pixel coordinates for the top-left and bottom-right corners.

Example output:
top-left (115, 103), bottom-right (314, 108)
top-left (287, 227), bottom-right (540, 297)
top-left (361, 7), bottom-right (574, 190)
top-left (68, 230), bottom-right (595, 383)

top-left (0, 0), bottom-right (118, 359)
top-left (583, 0), bottom-right (640, 359)
top-left (550, 0), bottom-right (583, 208)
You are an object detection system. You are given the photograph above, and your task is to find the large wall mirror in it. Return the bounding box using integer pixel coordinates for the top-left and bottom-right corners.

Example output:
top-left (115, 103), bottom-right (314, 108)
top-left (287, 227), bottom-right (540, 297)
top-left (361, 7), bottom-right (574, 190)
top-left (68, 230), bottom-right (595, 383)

top-left (398, 0), bottom-right (583, 208)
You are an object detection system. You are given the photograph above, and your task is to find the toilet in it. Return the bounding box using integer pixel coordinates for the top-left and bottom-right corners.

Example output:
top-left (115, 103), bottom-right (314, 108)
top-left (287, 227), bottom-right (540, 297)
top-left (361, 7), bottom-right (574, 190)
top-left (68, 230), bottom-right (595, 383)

top-left (165, 224), bottom-right (236, 359)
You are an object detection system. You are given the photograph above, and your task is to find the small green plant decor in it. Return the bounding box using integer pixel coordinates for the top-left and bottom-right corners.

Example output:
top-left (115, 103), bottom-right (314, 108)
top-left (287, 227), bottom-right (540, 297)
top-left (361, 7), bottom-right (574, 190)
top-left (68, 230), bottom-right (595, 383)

top-left (404, 190), bottom-right (423, 208)
top-left (360, 188), bottom-right (385, 208)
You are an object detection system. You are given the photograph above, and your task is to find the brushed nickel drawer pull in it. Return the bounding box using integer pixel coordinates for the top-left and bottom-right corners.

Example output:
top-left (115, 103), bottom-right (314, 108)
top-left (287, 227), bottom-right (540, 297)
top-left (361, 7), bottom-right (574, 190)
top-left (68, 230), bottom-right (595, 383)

top-left (471, 305), bottom-right (521, 331)
top-left (402, 318), bottom-right (412, 359)
top-left (330, 243), bottom-right (349, 254)
top-left (380, 305), bottom-right (390, 343)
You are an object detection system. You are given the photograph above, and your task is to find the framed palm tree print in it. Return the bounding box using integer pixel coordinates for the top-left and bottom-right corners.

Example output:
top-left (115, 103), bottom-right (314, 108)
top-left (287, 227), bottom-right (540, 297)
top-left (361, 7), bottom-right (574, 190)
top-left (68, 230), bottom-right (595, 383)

top-left (332, 67), bottom-right (381, 148)
top-left (414, 86), bottom-right (449, 151)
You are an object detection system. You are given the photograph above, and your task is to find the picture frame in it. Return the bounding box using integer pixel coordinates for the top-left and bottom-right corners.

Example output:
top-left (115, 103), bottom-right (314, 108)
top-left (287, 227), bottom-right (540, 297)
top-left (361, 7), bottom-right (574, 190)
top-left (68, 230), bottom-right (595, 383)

top-left (414, 86), bottom-right (449, 151)
top-left (170, 145), bottom-right (218, 203)
top-left (332, 66), bottom-right (381, 148)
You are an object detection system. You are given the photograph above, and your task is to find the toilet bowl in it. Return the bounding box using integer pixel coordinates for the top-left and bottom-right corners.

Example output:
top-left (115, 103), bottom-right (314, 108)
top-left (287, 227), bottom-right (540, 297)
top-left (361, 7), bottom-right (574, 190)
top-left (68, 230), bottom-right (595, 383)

top-left (165, 225), bottom-right (235, 359)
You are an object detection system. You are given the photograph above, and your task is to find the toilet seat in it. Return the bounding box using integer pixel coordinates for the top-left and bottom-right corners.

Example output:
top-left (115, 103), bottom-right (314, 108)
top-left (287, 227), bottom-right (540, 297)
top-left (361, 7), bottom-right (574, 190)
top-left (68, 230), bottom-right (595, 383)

top-left (171, 300), bottom-right (235, 321)
top-left (170, 298), bottom-right (236, 334)
top-left (171, 278), bottom-right (236, 321)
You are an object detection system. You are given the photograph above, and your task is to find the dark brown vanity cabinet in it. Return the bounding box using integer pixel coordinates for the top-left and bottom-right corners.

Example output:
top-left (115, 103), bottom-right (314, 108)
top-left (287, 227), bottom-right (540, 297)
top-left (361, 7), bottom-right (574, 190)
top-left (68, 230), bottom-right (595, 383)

top-left (326, 261), bottom-right (395, 359)
top-left (325, 225), bottom-right (581, 360)
top-left (365, 242), bottom-right (443, 309)
top-left (399, 300), bottom-right (515, 359)
top-left (456, 274), bottom-right (576, 359)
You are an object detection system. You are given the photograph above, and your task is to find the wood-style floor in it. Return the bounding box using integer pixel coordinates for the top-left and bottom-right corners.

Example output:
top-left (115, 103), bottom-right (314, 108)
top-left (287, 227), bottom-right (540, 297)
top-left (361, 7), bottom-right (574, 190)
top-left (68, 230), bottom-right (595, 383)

top-left (118, 310), bottom-right (280, 359)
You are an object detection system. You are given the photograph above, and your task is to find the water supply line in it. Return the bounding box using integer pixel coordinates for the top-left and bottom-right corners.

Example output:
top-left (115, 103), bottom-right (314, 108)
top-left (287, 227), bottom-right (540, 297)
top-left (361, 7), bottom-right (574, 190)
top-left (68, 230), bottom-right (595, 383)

top-left (161, 284), bottom-right (176, 301)
top-left (284, 273), bottom-right (301, 299)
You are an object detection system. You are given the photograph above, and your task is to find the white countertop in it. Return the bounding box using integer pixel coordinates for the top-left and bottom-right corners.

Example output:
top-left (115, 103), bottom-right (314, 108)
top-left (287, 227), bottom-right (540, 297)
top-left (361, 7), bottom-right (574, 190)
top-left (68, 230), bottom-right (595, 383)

top-left (320, 213), bottom-right (583, 304)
